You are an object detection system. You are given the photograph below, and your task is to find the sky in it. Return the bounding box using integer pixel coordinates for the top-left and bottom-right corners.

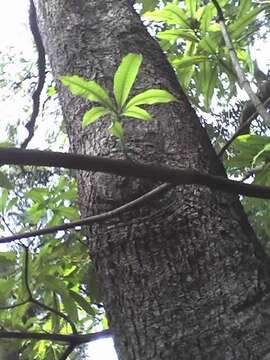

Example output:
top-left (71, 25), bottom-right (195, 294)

top-left (0, 1), bottom-right (269, 359)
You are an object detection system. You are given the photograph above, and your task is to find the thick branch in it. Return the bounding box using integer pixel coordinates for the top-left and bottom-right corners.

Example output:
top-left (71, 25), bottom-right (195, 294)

top-left (1, 148), bottom-right (270, 199)
top-left (0, 329), bottom-right (111, 344)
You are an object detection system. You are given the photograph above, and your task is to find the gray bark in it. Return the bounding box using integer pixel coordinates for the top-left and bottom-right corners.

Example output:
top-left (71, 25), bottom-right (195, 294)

top-left (0, 340), bottom-right (19, 360)
top-left (36, 0), bottom-right (270, 359)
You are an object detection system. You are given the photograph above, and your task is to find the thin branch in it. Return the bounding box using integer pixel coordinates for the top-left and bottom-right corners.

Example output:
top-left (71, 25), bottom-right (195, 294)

top-left (0, 329), bottom-right (111, 344)
top-left (212, 0), bottom-right (270, 125)
top-left (2, 148), bottom-right (270, 199)
top-left (21, 0), bottom-right (46, 148)
top-left (21, 245), bottom-right (77, 334)
top-left (0, 183), bottom-right (170, 243)
top-left (31, 298), bottom-right (78, 334)
top-left (0, 214), bottom-right (15, 235)
top-left (59, 344), bottom-right (77, 360)
top-left (218, 96), bottom-right (270, 157)
top-left (0, 299), bottom-right (30, 311)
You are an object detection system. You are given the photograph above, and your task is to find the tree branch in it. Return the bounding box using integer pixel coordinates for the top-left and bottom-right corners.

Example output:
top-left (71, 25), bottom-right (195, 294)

top-left (0, 329), bottom-right (111, 344)
top-left (218, 96), bottom-right (270, 157)
top-left (0, 183), bottom-right (170, 243)
top-left (21, 0), bottom-right (46, 149)
top-left (2, 148), bottom-right (270, 199)
top-left (21, 245), bottom-right (78, 334)
top-left (59, 344), bottom-right (77, 360)
top-left (0, 299), bottom-right (30, 311)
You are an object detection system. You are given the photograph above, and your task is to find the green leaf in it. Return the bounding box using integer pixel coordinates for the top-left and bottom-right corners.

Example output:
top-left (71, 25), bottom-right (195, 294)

top-left (205, 65), bottom-right (217, 110)
top-left (108, 121), bottom-right (124, 139)
top-left (0, 171), bottom-right (12, 189)
top-left (157, 29), bottom-right (199, 43)
top-left (199, 34), bottom-right (220, 53)
top-left (60, 75), bottom-right (115, 111)
top-left (199, 3), bottom-right (216, 33)
top-left (0, 252), bottom-right (17, 274)
top-left (47, 86), bottom-right (57, 97)
top-left (0, 189), bottom-right (8, 213)
top-left (113, 53), bottom-right (143, 109)
top-left (123, 106), bottom-right (152, 121)
top-left (198, 62), bottom-right (218, 110)
top-left (226, 135), bottom-right (270, 170)
top-left (69, 290), bottom-right (96, 316)
top-left (41, 275), bottom-right (78, 322)
top-left (229, 4), bottom-right (270, 40)
top-left (140, 0), bottom-right (159, 13)
top-left (55, 189), bottom-right (77, 201)
top-left (61, 295), bottom-right (78, 323)
top-left (26, 188), bottom-right (49, 203)
top-left (177, 66), bottom-right (195, 89)
top-left (47, 213), bottom-right (62, 227)
top-left (0, 251), bottom-right (16, 263)
top-left (253, 165), bottom-right (270, 186)
top-left (56, 206), bottom-right (78, 220)
top-left (237, 134), bottom-right (270, 149)
top-left (143, 4), bottom-right (190, 27)
top-left (237, 0), bottom-right (252, 18)
top-left (172, 55), bottom-right (209, 68)
top-left (253, 143), bottom-right (270, 166)
top-left (0, 278), bottom-right (14, 304)
top-left (185, 0), bottom-right (197, 18)
top-left (6, 197), bottom-right (18, 212)
top-left (82, 106), bottom-right (111, 128)
top-left (26, 205), bottom-right (46, 224)
top-left (125, 89), bottom-right (177, 109)
top-left (236, 48), bottom-right (254, 73)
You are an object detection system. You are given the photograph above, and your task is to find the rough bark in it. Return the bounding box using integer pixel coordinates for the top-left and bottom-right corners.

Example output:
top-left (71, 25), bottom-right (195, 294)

top-left (0, 341), bottom-right (19, 360)
top-left (35, 1), bottom-right (270, 359)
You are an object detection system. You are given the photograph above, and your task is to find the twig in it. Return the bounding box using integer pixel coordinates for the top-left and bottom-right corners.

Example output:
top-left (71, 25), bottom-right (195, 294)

top-left (218, 96), bottom-right (270, 157)
top-left (0, 214), bottom-right (15, 235)
top-left (32, 298), bottom-right (78, 334)
top-left (0, 299), bottom-right (30, 311)
top-left (212, 0), bottom-right (270, 125)
top-left (21, 245), bottom-right (77, 334)
top-left (0, 183), bottom-right (170, 243)
top-left (2, 148), bottom-right (270, 199)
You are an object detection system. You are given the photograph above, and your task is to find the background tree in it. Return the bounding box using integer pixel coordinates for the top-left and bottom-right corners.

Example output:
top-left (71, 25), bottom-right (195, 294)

top-left (0, 0), bottom-right (270, 359)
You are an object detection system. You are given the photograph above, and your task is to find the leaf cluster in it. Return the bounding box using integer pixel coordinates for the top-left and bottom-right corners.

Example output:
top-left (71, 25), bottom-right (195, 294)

top-left (61, 53), bottom-right (177, 140)
top-left (143, 0), bottom-right (269, 110)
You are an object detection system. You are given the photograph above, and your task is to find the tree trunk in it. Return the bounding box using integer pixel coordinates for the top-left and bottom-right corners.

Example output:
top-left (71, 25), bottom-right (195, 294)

top-left (36, 1), bottom-right (270, 359)
top-left (0, 340), bottom-right (19, 359)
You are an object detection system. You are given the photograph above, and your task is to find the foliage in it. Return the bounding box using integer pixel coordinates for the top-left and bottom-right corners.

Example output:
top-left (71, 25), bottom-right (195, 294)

top-left (60, 53), bottom-right (177, 140)
top-left (226, 134), bottom-right (270, 242)
top-left (0, 169), bottom-right (104, 358)
top-left (143, 0), bottom-right (270, 111)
